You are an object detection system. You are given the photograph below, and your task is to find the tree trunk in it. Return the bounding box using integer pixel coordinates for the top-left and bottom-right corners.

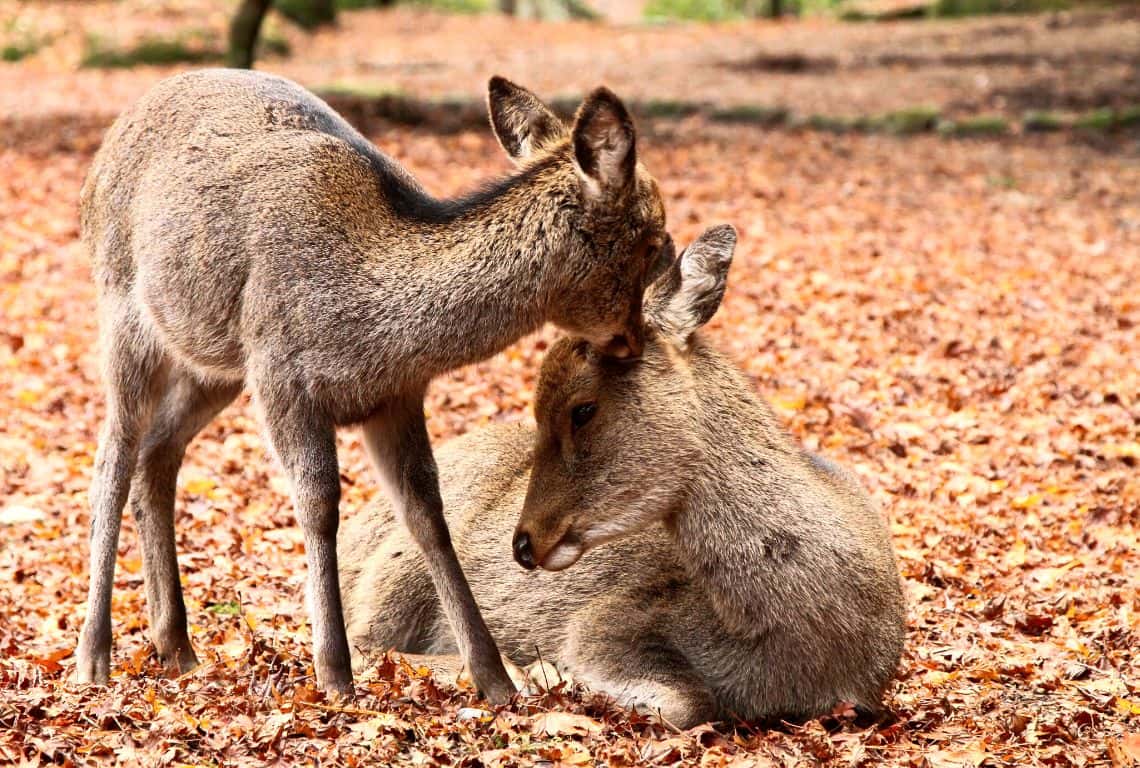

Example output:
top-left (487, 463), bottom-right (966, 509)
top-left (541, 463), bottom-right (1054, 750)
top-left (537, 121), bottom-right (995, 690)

top-left (769, 0), bottom-right (782, 17)
top-left (228, 0), bottom-right (273, 69)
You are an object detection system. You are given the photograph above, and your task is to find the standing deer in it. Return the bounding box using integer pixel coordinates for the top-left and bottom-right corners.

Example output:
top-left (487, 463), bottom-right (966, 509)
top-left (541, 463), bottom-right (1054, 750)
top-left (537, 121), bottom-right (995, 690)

top-left (339, 226), bottom-right (906, 726)
top-left (76, 68), bottom-right (671, 700)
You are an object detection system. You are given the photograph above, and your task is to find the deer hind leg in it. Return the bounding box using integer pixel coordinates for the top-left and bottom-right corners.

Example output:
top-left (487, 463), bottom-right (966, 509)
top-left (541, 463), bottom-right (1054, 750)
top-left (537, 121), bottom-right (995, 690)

top-left (564, 602), bottom-right (717, 729)
top-left (362, 395), bottom-right (515, 704)
top-left (253, 378), bottom-right (353, 694)
top-left (76, 308), bottom-right (168, 684)
top-left (130, 371), bottom-right (241, 675)
top-left (342, 525), bottom-right (446, 674)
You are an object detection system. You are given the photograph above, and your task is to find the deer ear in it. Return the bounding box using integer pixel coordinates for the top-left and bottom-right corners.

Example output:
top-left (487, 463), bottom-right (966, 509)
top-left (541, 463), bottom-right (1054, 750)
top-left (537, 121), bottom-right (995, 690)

top-left (648, 225), bottom-right (736, 345)
top-left (571, 87), bottom-right (636, 200)
top-left (488, 76), bottom-right (567, 163)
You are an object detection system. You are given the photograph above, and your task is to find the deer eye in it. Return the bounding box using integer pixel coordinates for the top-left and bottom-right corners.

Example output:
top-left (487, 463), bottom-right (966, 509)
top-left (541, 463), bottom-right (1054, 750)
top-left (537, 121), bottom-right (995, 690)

top-left (570, 402), bottom-right (597, 431)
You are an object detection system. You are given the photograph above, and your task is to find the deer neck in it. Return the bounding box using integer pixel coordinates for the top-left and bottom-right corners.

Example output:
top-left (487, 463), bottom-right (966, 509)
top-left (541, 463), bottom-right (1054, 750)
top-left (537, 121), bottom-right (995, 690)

top-left (667, 349), bottom-right (795, 636)
top-left (370, 157), bottom-right (579, 376)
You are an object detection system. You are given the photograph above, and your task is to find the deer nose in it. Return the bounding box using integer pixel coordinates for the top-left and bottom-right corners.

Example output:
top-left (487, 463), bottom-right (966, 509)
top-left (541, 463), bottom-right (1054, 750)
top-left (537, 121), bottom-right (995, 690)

top-left (513, 532), bottom-right (536, 570)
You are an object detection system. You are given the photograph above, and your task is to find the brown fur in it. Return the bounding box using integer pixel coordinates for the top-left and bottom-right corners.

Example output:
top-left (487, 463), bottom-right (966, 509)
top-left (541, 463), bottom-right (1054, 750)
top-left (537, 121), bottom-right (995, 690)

top-left (339, 226), bottom-right (906, 726)
top-left (74, 68), bottom-right (669, 699)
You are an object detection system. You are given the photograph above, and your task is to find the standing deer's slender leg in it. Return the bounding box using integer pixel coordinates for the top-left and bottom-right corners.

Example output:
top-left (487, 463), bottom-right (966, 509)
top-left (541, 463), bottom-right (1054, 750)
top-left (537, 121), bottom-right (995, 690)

top-left (131, 372), bottom-right (242, 674)
top-left (76, 312), bottom-right (167, 684)
top-left (254, 382), bottom-right (353, 694)
top-left (362, 395), bottom-right (516, 704)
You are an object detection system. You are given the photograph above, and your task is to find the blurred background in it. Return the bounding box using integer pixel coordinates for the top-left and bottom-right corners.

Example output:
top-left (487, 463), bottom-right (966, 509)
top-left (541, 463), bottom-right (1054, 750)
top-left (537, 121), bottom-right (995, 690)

top-left (1, 0), bottom-right (1137, 136)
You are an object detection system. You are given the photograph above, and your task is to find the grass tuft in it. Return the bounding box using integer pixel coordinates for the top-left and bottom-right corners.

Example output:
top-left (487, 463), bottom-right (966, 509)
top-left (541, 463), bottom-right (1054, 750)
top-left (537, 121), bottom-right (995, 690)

top-left (709, 104), bottom-right (790, 125)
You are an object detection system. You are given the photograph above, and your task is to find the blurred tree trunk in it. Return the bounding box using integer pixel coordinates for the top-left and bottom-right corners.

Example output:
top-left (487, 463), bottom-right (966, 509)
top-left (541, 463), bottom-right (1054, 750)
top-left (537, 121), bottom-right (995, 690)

top-left (769, 0), bottom-right (782, 17)
top-left (228, 0), bottom-right (273, 69)
top-left (506, 0), bottom-right (597, 19)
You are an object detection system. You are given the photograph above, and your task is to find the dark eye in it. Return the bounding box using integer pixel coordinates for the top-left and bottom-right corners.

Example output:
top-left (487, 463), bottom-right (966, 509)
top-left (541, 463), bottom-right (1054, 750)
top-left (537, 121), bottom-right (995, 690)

top-left (570, 402), bottom-right (597, 431)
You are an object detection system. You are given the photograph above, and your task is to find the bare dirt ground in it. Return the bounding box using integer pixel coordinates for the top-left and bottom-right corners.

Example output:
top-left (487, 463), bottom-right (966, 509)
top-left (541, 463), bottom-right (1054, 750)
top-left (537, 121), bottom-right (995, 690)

top-left (1, 1), bottom-right (1138, 125)
top-left (2, 101), bottom-right (1139, 763)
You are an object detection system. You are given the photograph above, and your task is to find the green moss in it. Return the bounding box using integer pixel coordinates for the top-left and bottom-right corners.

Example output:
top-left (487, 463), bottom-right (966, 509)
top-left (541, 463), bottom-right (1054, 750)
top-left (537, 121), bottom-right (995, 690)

top-left (206, 601), bottom-right (242, 616)
top-left (931, 0), bottom-right (1068, 15)
top-left (81, 32), bottom-right (221, 68)
top-left (318, 80), bottom-right (405, 100)
top-left (709, 104), bottom-right (790, 125)
top-left (878, 106), bottom-right (940, 135)
top-left (276, 0), bottom-right (338, 28)
top-left (1022, 111), bottom-right (1064, 132)
top-left (644, 0), bottom-right (744, 22)
top-left (1117, 105), bottom-right (1140, 128)
top-left (1, 20), bottom-right (46, 62)
top-left (640, 100), bottom-right (701, 118)
top-left (2, 40), bottom-right (39, 62)
top-left (937, 115), bottom-right (1008, 136)
top-left (1074, 108), bottom-right (1116, 131)
top-left (987, 174), bottom-right (1017, 190)
top-left (405, 0), bottom-right (490, 12)
top-left (804, 114), bottom-right (855, 132)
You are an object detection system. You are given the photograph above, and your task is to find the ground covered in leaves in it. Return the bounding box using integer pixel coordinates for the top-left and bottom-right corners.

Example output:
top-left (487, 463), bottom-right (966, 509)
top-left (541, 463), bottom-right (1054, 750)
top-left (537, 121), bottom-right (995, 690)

top-left (2, 35), bottom-right (1140, 768)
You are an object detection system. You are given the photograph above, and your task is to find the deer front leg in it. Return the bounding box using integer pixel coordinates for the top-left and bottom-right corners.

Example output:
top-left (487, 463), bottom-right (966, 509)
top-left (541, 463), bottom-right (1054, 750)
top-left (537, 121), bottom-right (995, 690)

top-left (362, 396), bottom-right (516, 704)
top-left (257, 390), bottom-right (353, 695)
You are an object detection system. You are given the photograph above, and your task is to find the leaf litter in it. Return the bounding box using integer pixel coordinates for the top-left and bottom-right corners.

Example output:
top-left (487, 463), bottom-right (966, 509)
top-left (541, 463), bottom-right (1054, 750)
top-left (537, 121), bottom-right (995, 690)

top-left (1, 107), bottom-right (1138, 765)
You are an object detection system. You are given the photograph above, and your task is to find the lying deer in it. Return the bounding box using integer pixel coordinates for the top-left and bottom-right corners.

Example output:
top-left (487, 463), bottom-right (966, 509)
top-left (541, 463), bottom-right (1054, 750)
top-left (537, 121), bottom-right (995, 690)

top-left (339, 226), bottom-right (906, 726)
top-left (76, 69), bottom-right (672, 700)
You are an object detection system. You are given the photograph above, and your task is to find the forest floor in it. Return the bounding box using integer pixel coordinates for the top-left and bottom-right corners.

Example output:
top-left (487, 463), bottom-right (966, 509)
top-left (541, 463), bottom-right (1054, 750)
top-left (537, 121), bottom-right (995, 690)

top-left (2, 4), bottom-right (1140, 768)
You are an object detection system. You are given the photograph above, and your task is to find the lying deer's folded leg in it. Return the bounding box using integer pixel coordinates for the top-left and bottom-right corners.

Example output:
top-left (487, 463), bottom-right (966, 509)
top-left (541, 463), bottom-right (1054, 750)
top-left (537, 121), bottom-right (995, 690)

top-left (563, 598), bottom-right (717, 729)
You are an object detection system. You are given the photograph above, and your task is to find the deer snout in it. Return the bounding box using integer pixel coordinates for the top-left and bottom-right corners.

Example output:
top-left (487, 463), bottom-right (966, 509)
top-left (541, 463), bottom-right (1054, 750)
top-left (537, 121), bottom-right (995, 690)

top-left (513, 531), bottom-right (537, 570)
top-left (512, 522), bottom-right (586, 572)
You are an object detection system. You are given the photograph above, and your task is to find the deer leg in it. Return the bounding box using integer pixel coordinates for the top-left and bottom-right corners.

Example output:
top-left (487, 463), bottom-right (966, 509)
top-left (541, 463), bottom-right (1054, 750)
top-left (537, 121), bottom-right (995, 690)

top-left (76, 313), bottom-right (167, 684)
top-left (256, 386), bottom-right (353, 694)
top-left (130, 372), bottom-right (241, 675)
top-left (362, 396), bottom-right (516, 704)
top-left (565, 602), bottom-right (717, 728)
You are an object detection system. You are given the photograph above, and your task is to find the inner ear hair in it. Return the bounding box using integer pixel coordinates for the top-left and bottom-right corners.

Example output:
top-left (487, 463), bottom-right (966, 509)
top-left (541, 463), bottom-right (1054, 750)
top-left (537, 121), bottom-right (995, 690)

top-left (572, 87), bottom-right (636, 195)
top-left (649, 225), bottom-right (736, 344)
top-left (488, 76), bottom-right (566, 161)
